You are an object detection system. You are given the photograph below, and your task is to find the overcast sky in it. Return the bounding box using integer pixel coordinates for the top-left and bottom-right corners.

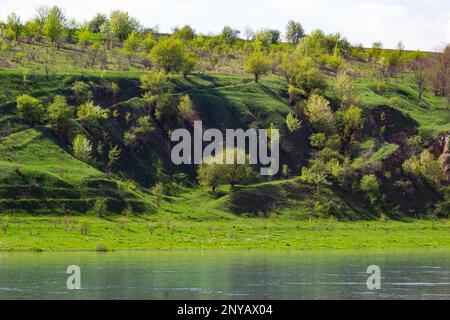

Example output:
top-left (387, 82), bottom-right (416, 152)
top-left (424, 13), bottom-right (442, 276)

top-left (1, 0), bottom-right (449, 51)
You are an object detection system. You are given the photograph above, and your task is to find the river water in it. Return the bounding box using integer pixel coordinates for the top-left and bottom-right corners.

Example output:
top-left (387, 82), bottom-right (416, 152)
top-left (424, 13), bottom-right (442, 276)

top-left (0, 249), bottom-right (449, 300)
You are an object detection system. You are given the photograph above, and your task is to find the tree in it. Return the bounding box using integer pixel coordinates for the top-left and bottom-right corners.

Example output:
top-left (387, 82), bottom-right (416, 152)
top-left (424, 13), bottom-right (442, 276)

top-left (286, 20), bottom-right (304, 45)
top-left (140, 71), bottom-right (169, 94)
top-left (16, 94), bottom-right (45, 125)
top-left (411, 51), bottom-right (428, 100)
top-left (177, 95), bottom-right (196, 121)
top-left (150, 38), bottom-right (191, 73)
top-left (77, 27), bottom-right (92, 49)
top-left (72, 134), bottom-right (92, 162)
top-left (255, 29), bottom-right (281, 47)
top-left (48, 95), bottom-right (73, 128)
top-left (429, 45), bottom-right (450, 97)
top-left (285, 112), bottom-right (302, 133)
top-left (368, 41), bottom-right (383, 62)
top-left (403, 150), bottom-right (441, 186)
top-left (305, 94), bottom-right (335, 133)
top-left (6, 13), bottom-right (21, 41)
top-left (77, 101), bottom-right (109, 122)
top-left (244, 25), bottom-right (255, 41)
top-left (360, 175), bottom-right (380, 204)
top-left (181, 52), bottom-right (197, 78)
top-left (151, 183), bottom-right (165, 207)
top-left (198, 148), bottom-right (253, 191)
top-left (107, 144), bottom-right (121, 170)
top-left (88, 13), bottom-right (108, 33)
top-left (123, 30), bottom-right (140, 61)
top-left (221, 26), bottom-right (240, 45)
top-left (333, 71), bottom-right (354, 108)
top-left (71, 81), bottom-right (92, 104)
top-left (339, 105), bottom-right (362, 137)
top-left (43, 6), bottom-right (65, 47)
top-left (245, 51), bottom-right (271, 82)
top-left (173, 25), bottom-right (196, 42)
top-left (197, 163), bottom-right (224, 193)
top-left (142, 32), bottom-right (156, 53)
top-left (109, 10), bottom-right (139, 41)
top-left (23, 19), bottom-right (41, 43)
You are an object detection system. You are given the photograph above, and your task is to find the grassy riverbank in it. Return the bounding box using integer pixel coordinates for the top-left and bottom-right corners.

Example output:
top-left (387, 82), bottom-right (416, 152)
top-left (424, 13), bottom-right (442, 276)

top-left (0, 214), bottom-right (448, 252)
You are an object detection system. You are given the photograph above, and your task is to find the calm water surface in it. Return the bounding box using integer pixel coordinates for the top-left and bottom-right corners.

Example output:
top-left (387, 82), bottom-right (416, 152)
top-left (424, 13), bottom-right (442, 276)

top-left (0, 249), bottom-right (449, 300)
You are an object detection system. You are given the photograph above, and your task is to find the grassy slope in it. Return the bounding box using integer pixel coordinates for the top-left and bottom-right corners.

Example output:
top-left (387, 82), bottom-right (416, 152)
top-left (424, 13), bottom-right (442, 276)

top-left (0, 64), bottom-right (450, 249)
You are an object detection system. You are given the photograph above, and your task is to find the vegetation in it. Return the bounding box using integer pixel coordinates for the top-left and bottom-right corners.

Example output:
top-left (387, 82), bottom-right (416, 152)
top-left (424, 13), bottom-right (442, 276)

top-left (0, 6), bottom-right (449, 251)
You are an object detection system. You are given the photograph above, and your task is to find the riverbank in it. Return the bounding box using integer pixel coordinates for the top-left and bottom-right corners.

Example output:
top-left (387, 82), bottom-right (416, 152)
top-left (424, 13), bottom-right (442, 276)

top-left (0, 215), bottom-right (449, 252)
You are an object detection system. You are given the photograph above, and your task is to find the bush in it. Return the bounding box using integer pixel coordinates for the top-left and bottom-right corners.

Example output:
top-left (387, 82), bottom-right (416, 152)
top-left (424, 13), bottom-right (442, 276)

top-left (360, 175), bottom-right (380, 204)
top-left (16, 94), bottom-right (45, 125)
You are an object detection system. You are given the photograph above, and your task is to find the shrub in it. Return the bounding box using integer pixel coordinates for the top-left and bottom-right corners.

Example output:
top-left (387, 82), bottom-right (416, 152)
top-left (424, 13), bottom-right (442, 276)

top-left (360, 175), bottom-right (380, 204)
top-left (72, 134), bottom-right (92, 162)
top-left (16, 94), bottom-right (45, 125)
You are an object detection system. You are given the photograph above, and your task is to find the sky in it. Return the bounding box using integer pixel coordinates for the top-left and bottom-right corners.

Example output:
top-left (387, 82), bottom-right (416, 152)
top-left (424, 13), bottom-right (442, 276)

top-left (1, 0), bottom-right (449, 51)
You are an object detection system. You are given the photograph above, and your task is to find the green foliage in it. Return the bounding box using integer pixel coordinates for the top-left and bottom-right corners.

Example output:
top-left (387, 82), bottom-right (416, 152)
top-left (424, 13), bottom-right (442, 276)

top-left (107, 144), bottom-right (121, 169)
top-left (142, 32), bottom-right (156, 53)
top-left (16, 94), bottom-right (45, 125)
top-left (151, 38), bottom-right (193, 74)
top-left (360, 175), bottom-right (380, 204)
top-left (177, 95), bottom-right (196, 121)
top-left (220, 26), bottom-right (240, 45)
top-left (245, 51), bottom-right (271, 82)
top-left (123, 30), bottom-right (140, 57)
top-left (310, 133), bottom-right (326, 148)
top-left (71, 81), bottom-right (92, 104)
top-left (43, 6), bottom-right (65, 45)
top-left (151, 182), bottom-right (165, 207)
top-left (140, 71), bottom-right (168, 94)
top-left (77, 28), bottom-right (92, 48)
top-left (286, 20), bottom-right (304, 45)
top-left (72, 134), bottom-right (92, 162)
top-left (173, 25), bottom-right (196, 42)
top-left (92, 198), bottom-right (108, 216)
top-left (77, 101), bottom-right (109, 122)
top-left (285, 112), bottom-right (302, 133)
top-left (6, 13), bottom-right (22, 41)
top-left (48, 95), bottom-right (73, 126)
top-left (304, 94), bottom-right (335, 133)
top-left (402, 150), bottom-right (441, 186)
top-left (109, 10), bottom-right (138, 41)
top-left (333, 71), bottom-right (354, 107)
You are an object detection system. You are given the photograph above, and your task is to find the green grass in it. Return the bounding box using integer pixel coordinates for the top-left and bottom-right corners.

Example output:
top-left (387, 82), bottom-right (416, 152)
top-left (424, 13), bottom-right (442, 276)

top-left (0, 213), bottom-right (448, 251)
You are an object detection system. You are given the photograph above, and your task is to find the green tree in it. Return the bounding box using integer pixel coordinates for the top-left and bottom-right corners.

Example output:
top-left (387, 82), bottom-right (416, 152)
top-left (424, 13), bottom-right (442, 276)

top-left (140, 71), bottom-right (169, 94)
top-left (220, 26), bottom-right (240, 45)
top-left (72, 134), bottom-right (92, 162)
top-left (333, 71), bottom-right (354, 108)
top-left (88, 13), bottom-right (108, 33)
top-left (142, 32), bottom-right (156, 53)
top-left (245, 51), bottom-right (271, 82)
top-left (197, 163), bottom-right (224, 193)
top-left (286, 20), bottom-right (304, 45)
top-left (23, 19), bottom-right (41, 42)
top-left (360, 175), bottom-right (380, 205)
top-left (6, 13), bottom-right (22, 41)
top-left (173, 25), bottom-right (196, 42)
top-left (43, 6), bottom-right (65, 47)
top-left (150, 38), bottom-right (191, 73)
top-left (48, 95), bottom-right (73, 128)
top-left (16, 94), bottom-right (45, 125)
top-left (305, 94), bottom-right (335, 133)
top-left (151, 182), bottom-right (165, 207)
top-left (109, 10), bottom-right (139, 41)
top-left (77, 27), bottom-right (92, 48)
top-left (177, 95), bottom-right (196, 121)
top-left (71, 81), bottom-right (92, 104)
top-left (123, 30), bottom-right (141, 61)
top-left (285, 112), bottom-right (302, 133)
top-left (107, 144), bottom-right (121, 170)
